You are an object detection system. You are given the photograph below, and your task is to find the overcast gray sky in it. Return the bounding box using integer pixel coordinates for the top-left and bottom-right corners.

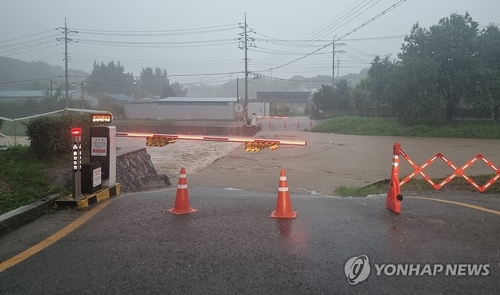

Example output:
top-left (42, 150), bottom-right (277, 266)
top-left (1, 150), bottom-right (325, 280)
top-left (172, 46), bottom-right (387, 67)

top-left (1, 0), bottom-right (499, 86)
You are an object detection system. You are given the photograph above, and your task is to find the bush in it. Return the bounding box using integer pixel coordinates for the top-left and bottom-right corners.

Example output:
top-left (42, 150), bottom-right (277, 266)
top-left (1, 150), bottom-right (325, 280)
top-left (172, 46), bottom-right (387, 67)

top-left (25, 114), bottom-right (93, 160)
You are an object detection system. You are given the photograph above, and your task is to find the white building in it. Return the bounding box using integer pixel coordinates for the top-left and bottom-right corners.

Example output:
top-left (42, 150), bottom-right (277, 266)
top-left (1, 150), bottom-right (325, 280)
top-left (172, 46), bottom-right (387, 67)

top-left (123, 97), bottom-right (239, 120)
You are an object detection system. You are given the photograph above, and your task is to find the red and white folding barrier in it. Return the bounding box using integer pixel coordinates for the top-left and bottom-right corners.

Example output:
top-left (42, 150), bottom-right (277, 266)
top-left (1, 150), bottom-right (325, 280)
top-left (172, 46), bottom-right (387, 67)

top-left (386, 142), bottom-right (500, 214)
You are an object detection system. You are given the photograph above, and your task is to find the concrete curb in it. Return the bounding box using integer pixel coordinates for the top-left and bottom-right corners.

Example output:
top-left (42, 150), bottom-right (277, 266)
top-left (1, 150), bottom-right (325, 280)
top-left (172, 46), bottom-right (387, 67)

top-left (55, 183), bottom-right (121, 209)
top-left (0, 194), bottom-right (58, 235)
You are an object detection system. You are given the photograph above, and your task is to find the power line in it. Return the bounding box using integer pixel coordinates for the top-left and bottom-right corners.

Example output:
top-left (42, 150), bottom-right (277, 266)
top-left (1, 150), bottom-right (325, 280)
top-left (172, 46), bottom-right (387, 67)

top-left (70, 53), bottom-right (241, 64)
top-left (257, 0), bottom-right (407, 73)
top-left (0, 34), bottom-right (61, 54)
top-left (73, 39), bottom-right (237, 48)
top-left (254, 0), bottom-right (380, 66)
top-left (254, 34), bottom-right (405, 43)
top-left (71, 24), bottom-right (239, 36)
top-left (0, 44), bottom-right (62, 58)
top-left (167, 71), bottom-right (245, 78)
top-left (0, 76), bottom-right (61, 86)
top-left (0, 29), bottom-right (56, 44)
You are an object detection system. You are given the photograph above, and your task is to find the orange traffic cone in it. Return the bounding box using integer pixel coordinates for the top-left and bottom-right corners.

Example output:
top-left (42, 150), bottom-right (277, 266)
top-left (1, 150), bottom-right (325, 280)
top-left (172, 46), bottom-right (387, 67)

top-left (271, 169), bottom-right (297, 219)
top-left (167, 167), bottom-right (197, 215)
top-left (386, 143), bottom-right (402, 214)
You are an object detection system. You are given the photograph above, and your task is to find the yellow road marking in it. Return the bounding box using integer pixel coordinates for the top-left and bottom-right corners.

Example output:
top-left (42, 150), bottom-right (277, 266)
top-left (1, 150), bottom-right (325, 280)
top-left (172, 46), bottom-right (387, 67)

top-left (409, 197), bottom-right (500, 216)
top-left (0, 187), bottom-right (177, 273)
top-left (0, 196), bottom-right (118, 273)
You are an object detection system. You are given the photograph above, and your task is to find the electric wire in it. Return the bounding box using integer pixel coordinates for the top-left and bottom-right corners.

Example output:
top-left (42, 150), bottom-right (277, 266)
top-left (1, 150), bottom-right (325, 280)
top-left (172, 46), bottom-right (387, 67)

top-left (253, 0), bottom-right (378, 66)
top-left (255, 0), bottom-right (407, 74)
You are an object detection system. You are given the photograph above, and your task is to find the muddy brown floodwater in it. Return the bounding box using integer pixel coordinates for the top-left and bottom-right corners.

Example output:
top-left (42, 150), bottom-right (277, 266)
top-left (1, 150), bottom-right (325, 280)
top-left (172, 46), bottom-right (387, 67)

top-left (117, 131), bottom-right (500, 196)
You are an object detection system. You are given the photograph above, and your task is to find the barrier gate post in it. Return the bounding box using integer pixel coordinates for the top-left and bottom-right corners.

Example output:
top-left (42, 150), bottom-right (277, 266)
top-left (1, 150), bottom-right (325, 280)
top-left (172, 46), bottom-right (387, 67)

top-left (386, 142), bottom-right (403, 214)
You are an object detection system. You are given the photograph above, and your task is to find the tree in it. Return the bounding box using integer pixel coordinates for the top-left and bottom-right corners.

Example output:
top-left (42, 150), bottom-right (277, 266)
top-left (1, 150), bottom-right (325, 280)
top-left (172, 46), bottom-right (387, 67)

top-left (333, 79), bottom-right (351, 109)
top-left (161, 84), bottom-right (176, 98)
top-left (312, 84), bottom-right (334, 111)
top-left (368, 55), bottom-right (398, 108)
top-left (138, 67), bottom-right (168, 97)
top-left (392, 55), bottom-right (444, 123)
top-left (400, 13), bottom-right (480, 120)
top-left (86, 61), bottom-right (134, 96)
top-left (161, 82), bottom-right (187, 98)
top-left (476, 24), bottom-right (500, 120)
top-left (352, 78), bottom-right (373, 109)
top-left (170, 82), bottom-right (187, 97)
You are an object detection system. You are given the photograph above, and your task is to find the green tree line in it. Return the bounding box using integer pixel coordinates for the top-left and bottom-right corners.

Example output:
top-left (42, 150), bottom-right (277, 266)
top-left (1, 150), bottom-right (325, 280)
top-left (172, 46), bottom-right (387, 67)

top-left (313, 13), bottom-right (500, 123)
top-left (85, 61), bottom-right (187, 99)
top-left (0, 62), bottom-right (190, 119)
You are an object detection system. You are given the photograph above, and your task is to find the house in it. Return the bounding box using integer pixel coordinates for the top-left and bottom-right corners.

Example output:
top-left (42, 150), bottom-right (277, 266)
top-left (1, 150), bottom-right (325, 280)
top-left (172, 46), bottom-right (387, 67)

top-left (102, 93), bottom-right (135, 103)
top-left (0, 90), bottom-right (45, 102)
top-left (123, 97), bottom-right (238, 120)
top-left (0, 90), bottom-right (100, 108)
top-left (256, 91), bottom-right (313, 116)
top-left (68, 90), bottom-right (99, 107)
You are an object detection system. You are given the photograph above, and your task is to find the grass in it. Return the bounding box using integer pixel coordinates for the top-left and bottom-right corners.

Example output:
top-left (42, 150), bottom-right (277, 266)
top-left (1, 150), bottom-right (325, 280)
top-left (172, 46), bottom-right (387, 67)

top-left (312, 116), bottom-right (500, 139)
top-left (0, 120), bottom-right (28, 136)
top-left (0, 145), bottom-right (61, 215)
top-left (335, 174), bottom-right (500, 197)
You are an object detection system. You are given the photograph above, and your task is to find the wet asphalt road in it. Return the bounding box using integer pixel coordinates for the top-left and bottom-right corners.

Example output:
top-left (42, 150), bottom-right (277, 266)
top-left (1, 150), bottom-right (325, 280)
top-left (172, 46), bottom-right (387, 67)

top-left (0, 188), bottom-right (499, 294)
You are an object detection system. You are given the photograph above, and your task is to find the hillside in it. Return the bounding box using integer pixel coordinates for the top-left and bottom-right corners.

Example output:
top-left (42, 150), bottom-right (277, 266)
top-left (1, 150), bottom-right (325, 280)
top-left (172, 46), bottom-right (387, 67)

top-left (0, 55), bottom-right (368, 96)
top-left (187, 69), bottom-right (368, 98)
top-left (0, 57), bottom-right (87, 90)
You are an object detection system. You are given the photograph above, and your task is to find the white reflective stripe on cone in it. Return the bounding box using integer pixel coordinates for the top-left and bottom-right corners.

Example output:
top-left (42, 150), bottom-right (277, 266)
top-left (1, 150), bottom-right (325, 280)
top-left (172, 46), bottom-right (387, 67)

top-left (179, 174), bottom-right (186, 178)
top-left (280, 176), bottom-right (287, 181)
top-left (178, 184), bottom-right (188, 189)
top-left (278, 187), bottom-right (288, 192)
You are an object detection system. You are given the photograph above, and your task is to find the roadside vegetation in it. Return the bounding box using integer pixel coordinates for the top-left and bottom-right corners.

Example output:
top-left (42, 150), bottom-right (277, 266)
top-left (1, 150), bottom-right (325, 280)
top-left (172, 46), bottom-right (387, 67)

top-left (0, 145), bottom-right (61, 215)
top-left (312, 116), bottom-right (500, 139)
top-left (335, 174), bottom-right (500, 197)
top-left (0, 120), bottom-right (28, 136)
top-left (0, 114), bottom-right (92, 215)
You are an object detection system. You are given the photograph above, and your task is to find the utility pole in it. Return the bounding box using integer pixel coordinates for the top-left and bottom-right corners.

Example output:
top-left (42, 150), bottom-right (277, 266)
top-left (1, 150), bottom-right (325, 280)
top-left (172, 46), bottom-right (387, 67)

top-left (50, 79), bottom-right (53, 98)
top-left (64, 18), bottom-right (68, 108)
top-left (58, 19), bottom-right (77, 108)
top-left (332, 38), bottom-right (345, 88)
top-left (239, 13), bottom-right (255, 125)
top-left (244, 13), bottom-right (249, 125)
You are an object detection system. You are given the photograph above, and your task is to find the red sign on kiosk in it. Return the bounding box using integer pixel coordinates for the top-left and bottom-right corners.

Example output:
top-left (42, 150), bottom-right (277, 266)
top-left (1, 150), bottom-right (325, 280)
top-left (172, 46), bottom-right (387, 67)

top-left (71, 127), bottom-right (82, 137)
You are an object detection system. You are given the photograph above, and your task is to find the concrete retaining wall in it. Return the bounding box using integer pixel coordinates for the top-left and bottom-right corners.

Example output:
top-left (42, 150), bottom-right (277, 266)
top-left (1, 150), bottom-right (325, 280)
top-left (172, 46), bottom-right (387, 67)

top-left (116, 148), bottom-right (171, 192)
